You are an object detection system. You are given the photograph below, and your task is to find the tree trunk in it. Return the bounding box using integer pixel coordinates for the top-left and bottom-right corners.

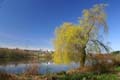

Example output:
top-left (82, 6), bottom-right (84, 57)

top-left (80, 47), bottom-right (86, 67)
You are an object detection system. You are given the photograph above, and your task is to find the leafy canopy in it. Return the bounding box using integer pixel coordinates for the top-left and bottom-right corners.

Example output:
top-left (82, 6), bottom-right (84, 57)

top-left (53, 4), bottom-right (109, 65)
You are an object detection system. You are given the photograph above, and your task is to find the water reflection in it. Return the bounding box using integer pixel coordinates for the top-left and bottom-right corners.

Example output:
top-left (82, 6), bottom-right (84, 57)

top-left (0, 59), bottom-right (80, 74)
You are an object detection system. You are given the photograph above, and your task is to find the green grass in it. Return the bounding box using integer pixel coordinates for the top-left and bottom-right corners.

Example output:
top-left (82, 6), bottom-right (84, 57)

top-left (0, 71), bottom-right (118, 80)
top-left (114, 66), bottom-right (120, 71)
top-left (58, 73), bottom-right (118, 80)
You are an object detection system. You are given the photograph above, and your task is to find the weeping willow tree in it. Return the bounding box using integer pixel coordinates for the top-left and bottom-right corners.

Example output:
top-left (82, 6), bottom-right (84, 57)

top-left (53, 4), bottom-right (109, 67)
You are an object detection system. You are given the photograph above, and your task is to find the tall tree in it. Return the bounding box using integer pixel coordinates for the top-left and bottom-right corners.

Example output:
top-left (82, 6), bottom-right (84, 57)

top-left (53, 4), bottom-right (109, 67)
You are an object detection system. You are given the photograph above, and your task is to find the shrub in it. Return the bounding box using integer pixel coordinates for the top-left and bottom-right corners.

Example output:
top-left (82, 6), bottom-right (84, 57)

top-left (0, 71), bottom-right (18, 80)
top-left (24, 64), bottom-right (39, 75)
top-left (87, 54), bottom-right (115, 73)
top-left (112, 54), bottom-right (120, 66)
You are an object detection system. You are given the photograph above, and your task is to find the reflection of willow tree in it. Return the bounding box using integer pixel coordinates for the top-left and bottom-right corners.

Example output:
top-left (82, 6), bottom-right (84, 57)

top-left (53, 4), bottom-right (109, 67)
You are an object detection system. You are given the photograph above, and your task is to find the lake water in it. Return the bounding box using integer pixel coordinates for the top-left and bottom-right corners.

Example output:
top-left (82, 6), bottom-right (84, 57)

top-left (0, 59), bottom-right (80, 74)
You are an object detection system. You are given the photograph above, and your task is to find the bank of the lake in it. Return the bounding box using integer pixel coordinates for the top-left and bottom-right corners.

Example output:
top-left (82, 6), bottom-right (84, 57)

top-left (0, 66), bottom-right (120, 80)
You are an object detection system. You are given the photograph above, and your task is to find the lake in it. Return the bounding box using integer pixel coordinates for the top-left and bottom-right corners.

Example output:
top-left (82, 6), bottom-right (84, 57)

top-left (0, 59), bottom-right (80, 74)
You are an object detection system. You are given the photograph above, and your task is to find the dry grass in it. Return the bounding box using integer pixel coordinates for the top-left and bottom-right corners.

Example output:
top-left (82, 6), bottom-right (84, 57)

top-left (24, 64), bottom-right (39, 75)
top-left (112, 54), bottom-right (120, 66)
top-left (67, 54), bottom-right (115, 74)
top-left (0, 71), bottom-right (20, 80)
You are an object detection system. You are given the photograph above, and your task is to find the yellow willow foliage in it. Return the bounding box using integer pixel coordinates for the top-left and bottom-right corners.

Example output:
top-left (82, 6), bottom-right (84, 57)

top-left (53, 23), bottom-right (88, 64)
top-left (53, 4), bottom-right (108, 65)
top-left (53, 52), bottom-right (72, 64)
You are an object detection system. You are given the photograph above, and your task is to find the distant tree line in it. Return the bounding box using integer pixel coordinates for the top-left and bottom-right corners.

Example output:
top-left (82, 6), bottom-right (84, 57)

top-left (0, 48), bottom-right (54, 60)
top-left (111, 51), bottom-right (120, 54)
top-left (0, 48), bottom-right (33, 59)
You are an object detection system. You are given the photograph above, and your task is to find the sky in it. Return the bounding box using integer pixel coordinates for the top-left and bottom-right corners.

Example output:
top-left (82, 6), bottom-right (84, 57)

top-left (0, 0), bottom-right (119, 51)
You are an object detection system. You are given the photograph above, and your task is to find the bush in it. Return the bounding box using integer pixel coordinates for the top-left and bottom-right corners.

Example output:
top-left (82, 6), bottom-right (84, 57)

top-left (0, 71), bottom-right (18, 80)
top-left (24, 64), bottom-right (39, 75)
top-left (112, 54), bottom-right (120, 66)
top-left (87, 54), bottom-right (115, 73)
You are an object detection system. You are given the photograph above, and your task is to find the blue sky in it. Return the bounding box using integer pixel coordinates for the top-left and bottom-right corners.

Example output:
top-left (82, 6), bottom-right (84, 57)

top-left (0, 0), bottom-right (119, 51)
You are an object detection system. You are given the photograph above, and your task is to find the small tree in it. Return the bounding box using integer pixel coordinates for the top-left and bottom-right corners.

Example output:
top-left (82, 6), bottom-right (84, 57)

top-left (53, 4), bottom-right (109, 67)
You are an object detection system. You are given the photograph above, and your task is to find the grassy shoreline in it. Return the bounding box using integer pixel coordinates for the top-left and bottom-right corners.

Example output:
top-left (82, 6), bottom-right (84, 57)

top-left (0, 66), bottom-right (120, 80)
top-left (0, 71), bottom-right (119, 80)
